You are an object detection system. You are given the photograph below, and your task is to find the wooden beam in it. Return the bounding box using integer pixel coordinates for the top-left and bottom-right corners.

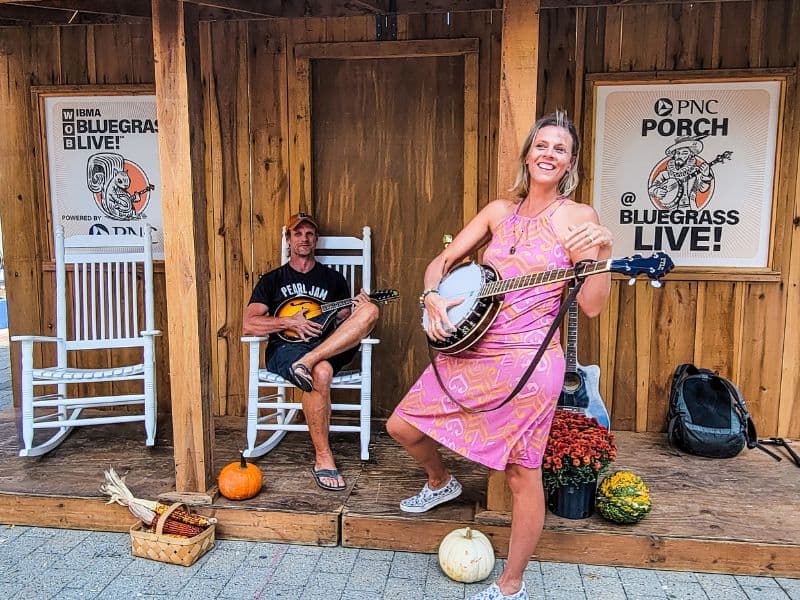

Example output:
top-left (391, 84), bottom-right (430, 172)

top-left (347, 0), bottom-right (388, 14)
top-left (487, 0), bottom-right (540, 512)
top-left (0, 5), bottom-right (150, 23)
top-left (10, 0), bottom-right (150, 17)
top-left (294, 38), bottom-right (479, 59)
top-left (182, 0), bottom-right (500, 17)
top-left (0, 5), bottom-right (71, 22)
top-left (1, 0), bottom-right (503, 19)
top-left (540, 0), bottom-right (750, 7)
top-left (184, 0), bottom-right (284, 17)
top-left (22, 0), bottom-right (755, 13)
top-left (151, 0), bottom-right (215, 493)
top-left (779, 73), bottom-right (800, 437)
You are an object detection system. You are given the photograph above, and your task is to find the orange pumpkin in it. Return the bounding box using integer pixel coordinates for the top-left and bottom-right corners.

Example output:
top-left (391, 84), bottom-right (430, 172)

top-left (218, 453), bottom-right (263, 500)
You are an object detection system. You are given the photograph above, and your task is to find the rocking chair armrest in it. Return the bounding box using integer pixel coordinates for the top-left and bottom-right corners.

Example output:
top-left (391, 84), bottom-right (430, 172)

top-left (10, 335), bottom-right (63, 344)
top-left (241, 336), bottom-right (269, 344)
top-left (140, 329), bottom-right (162, 336)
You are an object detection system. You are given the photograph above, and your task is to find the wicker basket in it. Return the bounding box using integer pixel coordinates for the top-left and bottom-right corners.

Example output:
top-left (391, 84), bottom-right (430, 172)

top-left (130, 502), bottom-right (215, 567)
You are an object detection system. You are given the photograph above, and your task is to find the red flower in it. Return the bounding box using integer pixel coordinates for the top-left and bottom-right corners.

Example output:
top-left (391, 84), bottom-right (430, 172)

top-left (542, 410), bottom-right (617, 491)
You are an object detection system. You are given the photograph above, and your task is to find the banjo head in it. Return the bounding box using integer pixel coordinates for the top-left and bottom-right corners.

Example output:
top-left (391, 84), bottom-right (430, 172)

top-left (423, 263), bottom-right (501, 355)
top-left (422, 262), bottom-right (485, 329)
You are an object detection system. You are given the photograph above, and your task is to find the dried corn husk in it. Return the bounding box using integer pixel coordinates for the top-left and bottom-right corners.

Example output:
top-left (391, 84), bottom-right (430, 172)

top-left (100, 469), bottom-right (217, 529)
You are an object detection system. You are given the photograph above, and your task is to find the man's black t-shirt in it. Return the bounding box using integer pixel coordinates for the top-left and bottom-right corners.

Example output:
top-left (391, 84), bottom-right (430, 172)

top-left (248, 262), bottom-right (350, 348)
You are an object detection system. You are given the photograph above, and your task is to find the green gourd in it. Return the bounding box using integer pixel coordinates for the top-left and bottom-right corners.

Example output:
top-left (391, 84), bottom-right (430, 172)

top-left (596, 470), bottom-right (652, 524)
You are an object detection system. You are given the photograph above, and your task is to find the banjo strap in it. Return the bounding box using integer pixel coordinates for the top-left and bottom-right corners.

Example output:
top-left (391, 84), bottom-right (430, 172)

top-left (428, 261), bottom-right (591, 415)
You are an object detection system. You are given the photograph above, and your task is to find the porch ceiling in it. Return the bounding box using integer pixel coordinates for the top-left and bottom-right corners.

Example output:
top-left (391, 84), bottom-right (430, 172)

top-left (0, 0), bottom-right (748, 26)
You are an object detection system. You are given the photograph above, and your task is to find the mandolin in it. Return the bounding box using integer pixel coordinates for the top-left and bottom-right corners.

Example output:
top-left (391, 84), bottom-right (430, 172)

top-left (276, 289), bottom-right (399, 343)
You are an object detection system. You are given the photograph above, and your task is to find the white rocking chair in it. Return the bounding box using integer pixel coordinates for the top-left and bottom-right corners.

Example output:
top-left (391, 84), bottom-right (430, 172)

top-left (12, 225), bottom-right (159, 457)
top-left (242, 226), bottom-right (378, 461)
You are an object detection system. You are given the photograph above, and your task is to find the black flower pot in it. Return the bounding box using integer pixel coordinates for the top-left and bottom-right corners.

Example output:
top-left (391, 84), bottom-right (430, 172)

top-left (547, 479), bottom-right (597, 519)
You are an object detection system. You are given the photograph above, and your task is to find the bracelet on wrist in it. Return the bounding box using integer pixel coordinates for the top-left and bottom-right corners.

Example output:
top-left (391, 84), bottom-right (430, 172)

top-left (418, 288), bottom-right (438, 309)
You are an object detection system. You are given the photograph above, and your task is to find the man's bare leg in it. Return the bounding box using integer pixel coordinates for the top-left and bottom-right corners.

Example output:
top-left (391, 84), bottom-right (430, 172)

top-left (296, 302), bottom-right (379, 371)
top-left (294, 304), bottom-right (378, 490)
top-left (301, 361), bottom-right (343, 489)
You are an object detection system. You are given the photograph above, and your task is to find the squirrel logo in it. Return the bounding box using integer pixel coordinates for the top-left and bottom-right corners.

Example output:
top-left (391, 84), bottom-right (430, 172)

top-left (86, 153), bottom-right (154, 221)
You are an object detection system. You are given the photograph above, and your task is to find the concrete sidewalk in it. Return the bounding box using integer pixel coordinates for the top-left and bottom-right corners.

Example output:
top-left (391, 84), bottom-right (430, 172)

top-left (0, 331), bottom-right (797, 599)
top-left (0, 525), bottom-right (798, 600)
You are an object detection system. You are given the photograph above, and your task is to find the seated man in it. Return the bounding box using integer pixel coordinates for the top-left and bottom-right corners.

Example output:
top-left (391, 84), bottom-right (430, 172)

top-left (243, 213), bottom-right (379, 491)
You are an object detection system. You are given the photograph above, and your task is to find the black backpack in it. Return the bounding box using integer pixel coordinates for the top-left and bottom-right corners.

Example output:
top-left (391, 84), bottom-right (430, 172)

top-left (667, 364), bottom-right (757, 458)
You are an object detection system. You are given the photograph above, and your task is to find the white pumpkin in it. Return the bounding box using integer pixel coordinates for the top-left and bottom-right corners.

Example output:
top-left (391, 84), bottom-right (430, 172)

top-left (438, 527), bottom-right (496, 583)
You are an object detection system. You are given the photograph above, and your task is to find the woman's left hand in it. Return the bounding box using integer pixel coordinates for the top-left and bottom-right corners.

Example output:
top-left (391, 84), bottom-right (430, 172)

top-left (563, 222), bottom-right (613, 253)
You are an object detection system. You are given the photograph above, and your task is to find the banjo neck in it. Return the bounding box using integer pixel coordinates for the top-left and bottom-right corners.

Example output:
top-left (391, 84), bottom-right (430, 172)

top-left (477, 259), bottom-right (611, 298)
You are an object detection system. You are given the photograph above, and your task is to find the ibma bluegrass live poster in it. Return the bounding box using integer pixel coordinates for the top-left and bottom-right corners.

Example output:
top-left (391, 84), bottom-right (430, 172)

top-left (591, 80), bottom-right (781, 268)
top-left (44, 94), bottom-right (163, 258)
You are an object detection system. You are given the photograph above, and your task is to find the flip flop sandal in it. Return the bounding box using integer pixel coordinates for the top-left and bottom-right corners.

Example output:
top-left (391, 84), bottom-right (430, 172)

top-left (310, 467), bottom-right (346, 491)
top-left (289, 362), bottom-right (314, 392)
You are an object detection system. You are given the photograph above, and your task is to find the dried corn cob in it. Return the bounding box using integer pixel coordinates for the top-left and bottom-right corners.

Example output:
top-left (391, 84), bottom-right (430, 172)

top-left (100, 468), bottom-right (216, 529)
top-left (154, 503), bottom-right (216, 527)
top-left (147, 513), bottom-right (205, 537)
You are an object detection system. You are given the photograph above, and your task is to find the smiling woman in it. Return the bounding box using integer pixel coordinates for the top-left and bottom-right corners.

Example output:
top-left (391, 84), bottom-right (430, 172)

top-left (386, 110), bottom-right (617, 600)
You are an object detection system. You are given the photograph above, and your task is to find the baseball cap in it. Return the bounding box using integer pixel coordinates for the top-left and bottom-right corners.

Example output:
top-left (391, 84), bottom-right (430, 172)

top-left (286, 212), bottom-right (318, 231)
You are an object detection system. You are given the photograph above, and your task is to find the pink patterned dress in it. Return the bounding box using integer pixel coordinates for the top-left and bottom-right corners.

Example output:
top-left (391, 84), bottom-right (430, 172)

top-left (394, 199), bottom-right (572, 470)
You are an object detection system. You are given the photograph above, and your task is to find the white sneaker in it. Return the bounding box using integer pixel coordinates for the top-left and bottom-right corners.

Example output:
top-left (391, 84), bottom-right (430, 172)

top-left (399, 475), bottom-right (462, 513)
top-left (467, 582), bottom-right (528, 600)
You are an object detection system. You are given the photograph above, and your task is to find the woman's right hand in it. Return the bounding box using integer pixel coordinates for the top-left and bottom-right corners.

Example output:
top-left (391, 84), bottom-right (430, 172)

top-left (424, 293), bottom-right (463, 342)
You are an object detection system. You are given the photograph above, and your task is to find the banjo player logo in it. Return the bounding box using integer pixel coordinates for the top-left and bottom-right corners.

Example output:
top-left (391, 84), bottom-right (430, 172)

top-left (86, 152), bottom-right (154, 221)
top-left (647, 135), bottom-right (732, 211)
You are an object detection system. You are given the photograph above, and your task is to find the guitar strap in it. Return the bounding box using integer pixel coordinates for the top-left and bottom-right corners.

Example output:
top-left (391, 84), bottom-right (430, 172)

top-left (428, 261), bottom-right (591, 415)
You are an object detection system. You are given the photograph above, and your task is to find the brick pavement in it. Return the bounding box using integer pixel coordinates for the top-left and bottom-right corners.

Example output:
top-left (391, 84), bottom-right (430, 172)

top-left (0, 330), bottom-right (797, 599)
top-left (0, 525), bottom-right (797, 600)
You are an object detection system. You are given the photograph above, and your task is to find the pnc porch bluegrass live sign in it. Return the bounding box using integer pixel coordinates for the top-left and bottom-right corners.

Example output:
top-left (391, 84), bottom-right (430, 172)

top-left (44, 94), bottom-right (164, 258)
top-left (591, 80), bottom-right (781, 269)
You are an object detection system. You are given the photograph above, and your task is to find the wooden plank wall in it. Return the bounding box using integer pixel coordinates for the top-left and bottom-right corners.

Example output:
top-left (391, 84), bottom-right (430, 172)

top-left (0, 24), bottom-right (172, 410)
top-left (536, 0), bottom-right (800, 437)
top-left (2, 1), bottom-right (799, 437)
top-left (202, 13), bottom-right (502, 417)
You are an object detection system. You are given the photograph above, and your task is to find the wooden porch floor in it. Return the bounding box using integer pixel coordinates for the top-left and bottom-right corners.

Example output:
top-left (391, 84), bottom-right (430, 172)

top-left (0, 410), bottom-right (797, 577)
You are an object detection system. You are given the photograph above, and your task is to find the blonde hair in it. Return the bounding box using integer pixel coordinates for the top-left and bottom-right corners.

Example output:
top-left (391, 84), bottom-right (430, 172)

top-left (510, 110), bottom-right (581, 199)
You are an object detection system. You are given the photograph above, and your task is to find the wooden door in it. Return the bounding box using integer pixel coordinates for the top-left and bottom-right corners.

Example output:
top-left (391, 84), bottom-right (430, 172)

top-left (299, 41), bottom-right (478, 417)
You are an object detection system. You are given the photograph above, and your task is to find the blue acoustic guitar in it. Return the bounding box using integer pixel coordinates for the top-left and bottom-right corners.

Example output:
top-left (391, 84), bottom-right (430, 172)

top-left (558, 295), bottom-right (611, 429)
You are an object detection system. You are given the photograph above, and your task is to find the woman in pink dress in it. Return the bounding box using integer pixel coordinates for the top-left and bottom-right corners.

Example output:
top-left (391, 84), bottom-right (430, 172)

top-left (387, 111), bottom-right (614, 600)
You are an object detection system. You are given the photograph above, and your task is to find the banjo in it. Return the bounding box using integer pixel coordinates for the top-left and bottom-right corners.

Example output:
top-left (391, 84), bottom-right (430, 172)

top-left (422, 253), bottom-right (674, 355)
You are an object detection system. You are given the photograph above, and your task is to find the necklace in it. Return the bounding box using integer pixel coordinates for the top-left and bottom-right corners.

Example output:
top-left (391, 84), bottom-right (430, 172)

top-left (509, 197), bottom-right (560, 255)
top-left (509, 221), bottom-right (527, 255)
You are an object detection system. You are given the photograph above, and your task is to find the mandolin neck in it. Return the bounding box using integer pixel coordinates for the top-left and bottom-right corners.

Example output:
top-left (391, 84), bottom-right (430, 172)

top-left (477, 259), bottom-right (611, 298)
top-left (319, 297), bottom-right (353, 313)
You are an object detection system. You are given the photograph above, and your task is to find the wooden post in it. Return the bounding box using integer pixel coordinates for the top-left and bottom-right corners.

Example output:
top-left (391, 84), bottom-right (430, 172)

top-left (495, 0), bottom-right (540, 199)
top-left (0, 29), bottom-right (44, 409)
top-left (151, 0), bottom-right (215, 493)
top-left (487, 0), bottom-right (540, 513)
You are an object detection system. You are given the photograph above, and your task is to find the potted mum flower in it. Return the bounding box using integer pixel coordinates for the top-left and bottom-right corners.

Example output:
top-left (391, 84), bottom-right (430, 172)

top-left (542, 409), bottom-right (617, 519)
